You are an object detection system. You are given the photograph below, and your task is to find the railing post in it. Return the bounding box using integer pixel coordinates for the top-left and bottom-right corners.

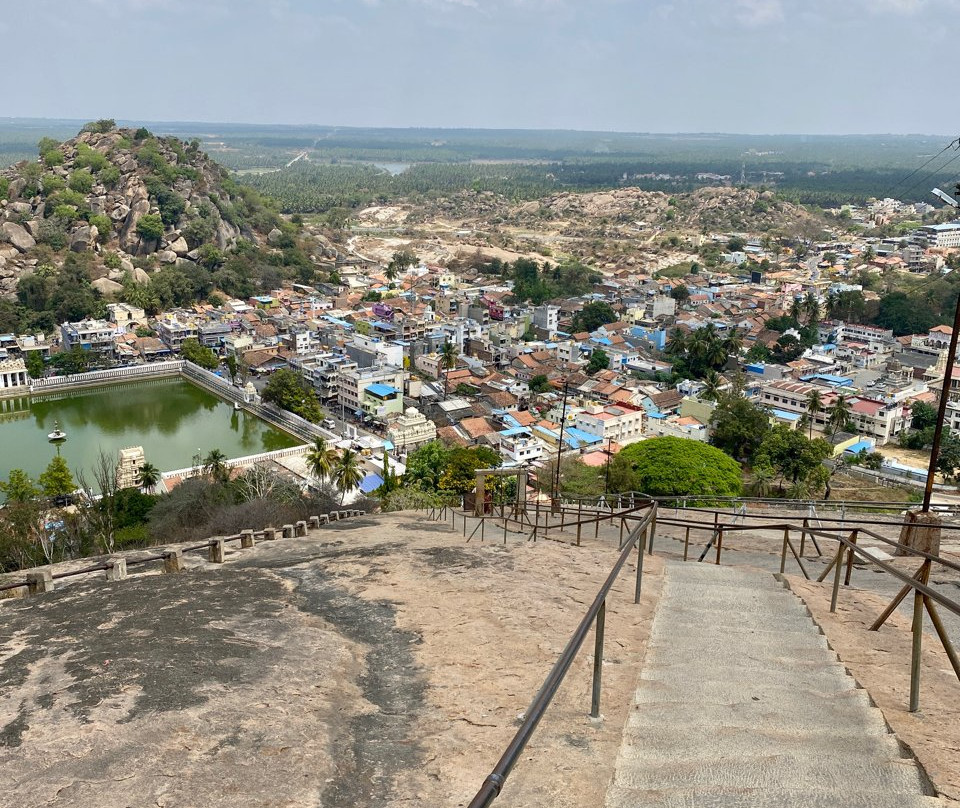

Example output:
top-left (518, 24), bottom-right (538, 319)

top-left (844, 529), bottom-right (859, 587)
top-left (590, 600), bottom-right (606, 719)
top-left (715, 527), bottom-right (723, 565)
top-left (577, 499), bottom-right (583, 546)
top-left (780, 527), bottom-right (789, 575)
top-left (635, 528), bottom-right (646, 603)
top-left (909, 560), bottom-right (932, 713)
top-left (647, 512), bottom-right (656, 555)
top-left (830, 540), bottom-right (845, 613)
top-left (800, 517), bottom-right (808, 557)
top-left (619, 518), bottom-right (625, 549)
top-left (683, 526), bottom-right (690, 561)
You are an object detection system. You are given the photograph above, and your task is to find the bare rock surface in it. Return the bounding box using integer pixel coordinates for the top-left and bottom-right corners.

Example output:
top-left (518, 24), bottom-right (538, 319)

top-left (0, 512), bottom-right (661, 808)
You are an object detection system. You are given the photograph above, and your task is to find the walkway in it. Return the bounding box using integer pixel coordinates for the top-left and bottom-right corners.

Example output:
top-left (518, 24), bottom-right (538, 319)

top-left (605, 561), bottom-right (939, 808)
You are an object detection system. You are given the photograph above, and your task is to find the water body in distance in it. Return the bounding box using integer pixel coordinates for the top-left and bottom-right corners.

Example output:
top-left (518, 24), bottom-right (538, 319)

top-left (0, 377), bottom-right (300, 484)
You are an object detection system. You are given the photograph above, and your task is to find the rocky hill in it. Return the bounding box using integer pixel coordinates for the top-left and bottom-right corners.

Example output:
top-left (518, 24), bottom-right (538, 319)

top-left (0, 122), bottom-right (286, 301)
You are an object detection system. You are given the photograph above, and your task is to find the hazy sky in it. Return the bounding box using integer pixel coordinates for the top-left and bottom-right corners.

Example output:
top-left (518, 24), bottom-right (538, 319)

top-left (6, 0), bottom-right (957, 134)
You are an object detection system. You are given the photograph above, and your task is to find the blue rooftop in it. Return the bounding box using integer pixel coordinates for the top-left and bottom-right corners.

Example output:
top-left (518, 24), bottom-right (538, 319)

top-left (366, 383), bottom-right (398, 397)
top-left (771, 409), bottom-right (802, 422)
top-left (359, 473), bottom-right (384, 493)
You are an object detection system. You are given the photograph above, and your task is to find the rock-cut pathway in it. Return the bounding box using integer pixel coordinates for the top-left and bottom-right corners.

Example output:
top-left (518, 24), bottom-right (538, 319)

top-left (605, 561), bottom-right (941, 808)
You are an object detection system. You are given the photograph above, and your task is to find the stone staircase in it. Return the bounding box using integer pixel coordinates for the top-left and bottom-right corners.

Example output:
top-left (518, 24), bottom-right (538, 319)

top-left (605, 561), bottom-right (940, 808)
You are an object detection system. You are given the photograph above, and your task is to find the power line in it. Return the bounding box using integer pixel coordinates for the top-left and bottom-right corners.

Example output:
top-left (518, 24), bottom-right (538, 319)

top-left (877, 137), bottom-right (960, 201)
top-left (895, 149), bottom-right (960, 203)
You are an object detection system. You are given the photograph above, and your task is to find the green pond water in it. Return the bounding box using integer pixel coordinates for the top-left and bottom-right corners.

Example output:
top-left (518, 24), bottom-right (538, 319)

top-left (0, 377), bottom-right (301, 485)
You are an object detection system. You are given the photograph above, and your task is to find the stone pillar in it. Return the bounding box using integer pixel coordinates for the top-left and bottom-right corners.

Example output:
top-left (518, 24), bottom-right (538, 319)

top-left (475, 470), bottom-right (486, 516)
top-left (282, 524), bottom-right (294, 538)
top-left (309, 516), bottom-right (320, 529)
top-left (295, 520), bottom-right (307, 537)
top-left (240, 529), bottom-right (255, 549)
top-left (105, 557), bottom-right (127, 581)
top-left (262, 528), bottom-right (278, 541)
top-left (898, 509), bottom-right (941, 556)
top-left (26, 568), bottom-right (53, 595)
top-left (318, 514), bottom-right (329, 525)
top-left (208, 538), bottom-right (225, 563)
top-left (163, 549), bottom-right (185, 573)
top-left (329, 511), bottom-right (339, 521)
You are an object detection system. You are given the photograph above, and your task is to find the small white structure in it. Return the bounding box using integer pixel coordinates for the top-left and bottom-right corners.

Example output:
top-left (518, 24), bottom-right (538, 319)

top-left (0, 357), bottom-right (29, 394)
top-left (386, 407), bottom-right (437, 450)
top-left (117, 446), bottom-right (146, 490)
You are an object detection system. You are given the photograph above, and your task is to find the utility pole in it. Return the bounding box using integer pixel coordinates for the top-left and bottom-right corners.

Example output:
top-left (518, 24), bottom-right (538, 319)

top-left (604, 436), bottom-right (613, 494)
top-left (552, 381), bottom-right (570, 510)
top-left (922, 186), bottom-right (960, 512)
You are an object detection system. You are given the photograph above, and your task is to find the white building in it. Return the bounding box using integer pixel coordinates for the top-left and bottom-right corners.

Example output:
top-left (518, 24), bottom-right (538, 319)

top-left (915, 222), bottom-right (960, 248)
top-left (498, 427), bottom-right (544, 465)
top-left (0, 357), bottom-right (28, 394)
top-left (338, 365), bottom-right (406, 417)
top-left (574, 404), bottom-right (646, 446)
top-left (386, 407), bottom-right (437, 451)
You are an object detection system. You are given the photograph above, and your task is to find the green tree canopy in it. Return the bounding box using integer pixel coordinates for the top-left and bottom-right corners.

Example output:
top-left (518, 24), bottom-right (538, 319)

top-left (39, 455), bottom-right (75, 500)
top-left (261, 368), bottom-right (323, 422)
top-left (587, 349), bottom-right (610, 375)
top-left (709, 392), bottom-right (771, 463)
top-left (609, 437), bottom-right (742, 498)
top-left (754, 425), bottom-right (832, 496)
top-left (572, 301), bottom-right (617, 333)
top-left (180, 338), bottom-right (219, 370)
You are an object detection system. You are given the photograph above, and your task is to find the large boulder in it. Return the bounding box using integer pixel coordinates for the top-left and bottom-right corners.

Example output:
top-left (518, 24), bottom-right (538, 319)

top-left (69, 224), bottom-right (97, 252)
top-left (92, 277), bottom-right (124, 296)
top-left (7, 201), bottom-right (33, 217)
top-left (0, 222), bottom-right (36, 252)
top-left (168, 236), bottom-right (190, 256)
top-left (267, 227), bottom-right (284, 246)
top-left (157, 250), bottom-right (178, 264)
top-left (131, 267), bottom-right (151, 284)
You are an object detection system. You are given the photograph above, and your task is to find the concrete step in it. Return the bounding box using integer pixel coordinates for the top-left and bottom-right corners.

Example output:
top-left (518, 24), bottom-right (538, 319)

top-left (604, 785), bottom-right (942, 808)
top-left (630, 679), bottom-right (871, 707)
top-left (615, 724), bottom-right (904, 763)
top-left (611, 755), bottom-right (927, 793)
top-left (637, 663), bottom-right (856, 694)
top-left (651, 608), bottom-right (818, 633)
top-left (648, 629), bottom-right (829, 654)
top-left (620, 700), bottom-right (891, 736)
top-left (651, 618), bottom-right (824, 640)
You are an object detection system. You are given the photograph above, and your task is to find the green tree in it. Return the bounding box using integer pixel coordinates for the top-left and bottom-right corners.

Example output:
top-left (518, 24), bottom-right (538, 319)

top-left (709, 392), bottom-right (771, 463)
top-left (180, 338), bottom-right (220, 370)
top-left (827, 394), bottom-right (853, 436)
top-left (587, 349), bottom-right (610, 375)
top-left (873, 292), bottom-right (935, 337)
top-left (936, 433), bottom-right (960, 482)
top-left (670, 283), bottom-right (690, 302)
top-left (0, 469), bottom-right (40, 504)
top-left (440, 340), bottom-right (458, 397)
top-left (806, 389), bottom-right (823, 439)
top-left (136, 213), bottom-right (165, 241)
top-left (261, 368), bottom-right (324, 422)
top-left (571, 301), bottom-right (617, 333)
top-left (39, 455), bottom-right (75, 500)
top-left (911, 401), bottom-right (937, 431)
top-left (609, 437), bottom-right (742, 498)
top-left (68, 170), bottom-right (95, 194)
top-left (529, 374), bottom-right (552, 393)
top-left (332, 448), bottom-right (364, 504)
top-left (402, 441), bottom-right (451, 490)
top-left (24, 351), bottom-right (45, 380)
top-left (306, 437), bottom-right (338, 484)
top-left (438, 446), bottom-right (502, 495)
top-left (201, 449), bottom-right (230, 484)
top-left (754, 425), bottom-right (832, 495)
top-left (138, 462), bottom-right (160, 493)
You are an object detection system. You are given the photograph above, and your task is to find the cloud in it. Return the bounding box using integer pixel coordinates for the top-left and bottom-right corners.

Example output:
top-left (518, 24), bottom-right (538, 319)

top-left (734, 0), bottom-right (784, 26)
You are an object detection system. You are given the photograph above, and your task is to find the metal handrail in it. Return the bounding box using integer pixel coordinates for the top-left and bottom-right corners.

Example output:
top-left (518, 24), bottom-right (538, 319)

top-left (466, 497), bottom-right (657, 808)
top-left (657, 510), bottom-right (960, 713)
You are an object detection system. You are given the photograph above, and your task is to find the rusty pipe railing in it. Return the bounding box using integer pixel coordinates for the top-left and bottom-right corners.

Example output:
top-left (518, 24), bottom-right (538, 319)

top-left (466, 498), bottom-right (657, 808)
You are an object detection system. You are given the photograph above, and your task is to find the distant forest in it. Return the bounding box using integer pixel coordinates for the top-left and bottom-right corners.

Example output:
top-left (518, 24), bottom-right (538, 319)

top-left (3, 119), bottom-right (958, 210)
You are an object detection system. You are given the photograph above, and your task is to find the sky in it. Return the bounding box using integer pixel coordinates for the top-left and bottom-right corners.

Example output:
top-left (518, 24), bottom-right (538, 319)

top-left (5, 0), bottom-right (958, 134)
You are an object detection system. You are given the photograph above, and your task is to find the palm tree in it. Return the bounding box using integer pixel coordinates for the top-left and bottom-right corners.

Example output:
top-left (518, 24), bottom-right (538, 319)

top-left (751, 463), bottom-right (775, 497)
top-left (706, 338), bottom-right (728, 370)
top-left (440, 340), bottom-right (458, 398)
top-left (790, 296), bottom-right (803, 323)
top-left (701, 370), bottom-right (722, 402)
top-left (804, 291), bottom-right (820, 324)
top-left (827, 395), bottom-right (852, 437)
top-left (666, 328), bottom-right (687, 357)
top-left (722, 329), bottom-right (744, 358)
top-left (138, 462), bottom-right (160, 493)
top-left (806, 389), bottom-right (823, 439)
top-left (332, 448), bottom-right (364, 505)
top-left (203, 449), bottom-right (230, 484)
top-left (306, 437), bottom-right (337, 484)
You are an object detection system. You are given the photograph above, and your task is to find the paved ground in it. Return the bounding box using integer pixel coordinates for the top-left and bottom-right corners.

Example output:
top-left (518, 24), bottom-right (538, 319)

top-left (0, 512), bottom-right (662, 808)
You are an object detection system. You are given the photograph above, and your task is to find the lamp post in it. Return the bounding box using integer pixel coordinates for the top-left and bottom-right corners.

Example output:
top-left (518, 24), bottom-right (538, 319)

top-left (923, 186), bottom-right (960, 512)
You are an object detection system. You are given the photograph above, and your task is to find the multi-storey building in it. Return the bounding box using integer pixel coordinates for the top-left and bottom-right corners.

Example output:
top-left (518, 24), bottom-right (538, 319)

top-left (155, 317), bottom-right (199, 350)
top-left (338, 365), bottom-right (406, 418)
top-left (60, 319), bottom-right (116, 354)
top-left (574, 403), bottom-right (646, 446)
